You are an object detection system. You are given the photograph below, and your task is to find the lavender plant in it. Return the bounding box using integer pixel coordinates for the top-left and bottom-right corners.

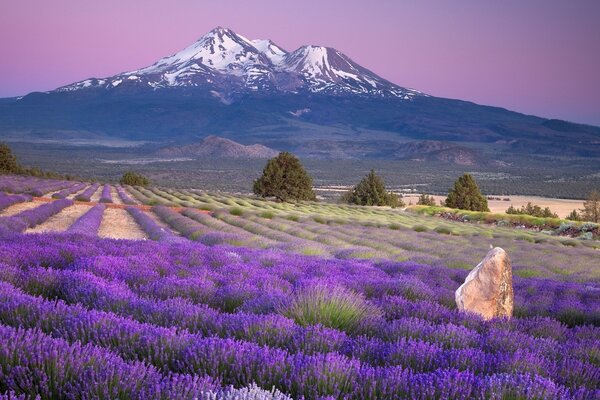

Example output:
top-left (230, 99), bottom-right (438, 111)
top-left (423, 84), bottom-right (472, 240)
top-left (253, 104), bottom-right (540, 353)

top-left (99, 184), bottom-right (113, 203)
top-left (67, 204), bottom-right (106, 235)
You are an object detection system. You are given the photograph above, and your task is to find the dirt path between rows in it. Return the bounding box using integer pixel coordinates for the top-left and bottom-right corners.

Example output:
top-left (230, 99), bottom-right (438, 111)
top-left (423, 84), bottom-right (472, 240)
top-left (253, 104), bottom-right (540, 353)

top-left (98, 208), bottom-right (147, 240)
top-left (0, 201), bottom-right (41, 216)
top-left (27, 204), bottom-right (91, 233)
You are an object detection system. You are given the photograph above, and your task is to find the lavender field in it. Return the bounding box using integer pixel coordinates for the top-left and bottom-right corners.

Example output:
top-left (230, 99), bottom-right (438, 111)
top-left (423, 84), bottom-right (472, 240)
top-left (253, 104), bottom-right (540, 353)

top-left (0, 175), bottom-right (598, 399)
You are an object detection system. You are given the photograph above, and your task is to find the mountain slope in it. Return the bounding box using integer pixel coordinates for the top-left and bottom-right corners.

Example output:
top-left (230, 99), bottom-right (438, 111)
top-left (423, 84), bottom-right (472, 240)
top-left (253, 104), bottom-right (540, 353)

top-left (0, 27), bottom-right (599, 164)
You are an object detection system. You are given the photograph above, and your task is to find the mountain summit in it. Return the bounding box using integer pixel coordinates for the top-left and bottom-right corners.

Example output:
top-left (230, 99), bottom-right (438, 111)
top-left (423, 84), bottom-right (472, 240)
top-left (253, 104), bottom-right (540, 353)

top-left (58, 27), bottom-right (421, 98)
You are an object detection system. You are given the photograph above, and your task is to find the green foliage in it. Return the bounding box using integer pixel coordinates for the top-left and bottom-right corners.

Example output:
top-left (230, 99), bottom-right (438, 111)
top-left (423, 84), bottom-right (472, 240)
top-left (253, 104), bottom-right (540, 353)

top-left (581, 190), bottom-right (600, 222)
top-left (258, 211), bottom-right (275, 219)
top-left (506, 202), bottom-right (558, 218)
top-left (120, 171), bottom-right (149, 186)
top-left (253, 152), bottom-right (316, 202)
top-left (412, 225), bottom-right (428, 232)
top-left (230, 207), bottom-right (244, 216)
top-left (282, 284), bottom-right (381, 332)
top-left (416, 193), bottom-right (436, 206)
top-left (343, 169), bottom-right (404, 208)
top-left (434, 226), bottom-right (453, 235)
top-left (566, 209), bottom-right (582, 221)
top-left (445, 174), bottom-right (489, 211)
top-left (0, 143), bottom-right (20, 174)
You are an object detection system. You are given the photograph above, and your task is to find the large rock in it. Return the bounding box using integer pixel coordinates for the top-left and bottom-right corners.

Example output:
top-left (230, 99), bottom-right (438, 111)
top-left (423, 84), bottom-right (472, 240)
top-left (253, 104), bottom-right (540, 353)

top-left (455, 247), bottom-right (513, 320)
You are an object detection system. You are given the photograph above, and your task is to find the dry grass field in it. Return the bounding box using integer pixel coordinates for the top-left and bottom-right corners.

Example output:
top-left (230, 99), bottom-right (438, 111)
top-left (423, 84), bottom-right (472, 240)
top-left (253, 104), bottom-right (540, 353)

top-left (404, 194), bottom-right (584, 218)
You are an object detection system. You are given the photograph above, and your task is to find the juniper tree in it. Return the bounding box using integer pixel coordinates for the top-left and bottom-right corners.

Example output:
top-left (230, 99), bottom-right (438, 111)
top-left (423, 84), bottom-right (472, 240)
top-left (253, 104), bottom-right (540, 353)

top-left (0, 143), bottom-right (20, 174)
top-left (253, 152), bottom-right (316, 202)
top-left (343, 169), bottom-right (403, 208)
top-left (581, 190), bottom-right (600, 223)
top-left (120, 171), bottom-right (150, 186)
top-left (445, 173), bottom-right (489, 211)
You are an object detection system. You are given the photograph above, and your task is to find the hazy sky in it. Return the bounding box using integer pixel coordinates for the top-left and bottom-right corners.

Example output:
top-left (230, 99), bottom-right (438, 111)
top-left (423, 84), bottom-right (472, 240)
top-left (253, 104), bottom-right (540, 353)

top-left (1, 0), bottom-right (599, 125)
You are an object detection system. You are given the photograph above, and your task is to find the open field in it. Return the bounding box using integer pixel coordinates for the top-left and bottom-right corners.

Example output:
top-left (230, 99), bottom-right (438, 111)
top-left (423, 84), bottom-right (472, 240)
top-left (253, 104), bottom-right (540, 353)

top-left (0, 174), bottom-right (598, 398)
top-left (404, 194), bottom-right (585, 218)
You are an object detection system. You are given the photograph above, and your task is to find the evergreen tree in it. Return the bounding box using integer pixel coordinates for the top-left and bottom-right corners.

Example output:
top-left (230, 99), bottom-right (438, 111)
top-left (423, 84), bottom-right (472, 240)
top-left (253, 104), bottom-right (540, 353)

top-left (343, 169), bottom-right (403, 208)
top-left (581, 190), bottom-right (600, 222)
top-left (505, 202), bottom-right (558, 218)
top-left (416, 194), bottom-right (436, 206)
top-left (120, 171), bottom-right (149, 186)
top-left (0, 143), bottom-right (20, 174)
top-left (253, 152), bottom-right (316, 202)
top-left (566, 209), bottom-right (582, 221)
top-left (445, 173), bottom-right (489, 211)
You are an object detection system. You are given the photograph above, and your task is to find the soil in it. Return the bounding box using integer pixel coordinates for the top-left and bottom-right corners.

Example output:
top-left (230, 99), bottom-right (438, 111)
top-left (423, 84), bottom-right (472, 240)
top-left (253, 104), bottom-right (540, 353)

top-left (0, 201), bottom-right (41, 216)
top-left (27, 204), bottom-right (91, 233)
top-left (98, 208), bottom-right (148, 240)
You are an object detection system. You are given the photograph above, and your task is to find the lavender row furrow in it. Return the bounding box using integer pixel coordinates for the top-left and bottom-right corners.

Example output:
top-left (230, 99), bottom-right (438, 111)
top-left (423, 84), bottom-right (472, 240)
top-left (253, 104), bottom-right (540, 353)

top-left (67, 204), bottom-right (106, 235)
top-left (0, 199), bottom-right (72, 233)
top-left (52, 182), bottom-right (87, 199)
top-left (74, 183), bottom-right (100, 202)
top-left (126, 206), bottom-right (182, 242)
top-left (117, 185), bottom-right (137, 204)
top-left (0, 282), bottom-right (594, 399)
top-left (0, 322), bottom-right (221, 399)
top-left (0, 262), bottom-right (597, 391)
top-left (99, 184), bottom-right (113, 203)
top-left (0, 193), bottom-right (32, 212)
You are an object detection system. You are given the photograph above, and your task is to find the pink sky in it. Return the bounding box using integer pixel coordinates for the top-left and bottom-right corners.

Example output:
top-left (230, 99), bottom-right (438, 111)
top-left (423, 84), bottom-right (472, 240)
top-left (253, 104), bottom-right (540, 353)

top-left (1, 0), bottom-right (599, 125)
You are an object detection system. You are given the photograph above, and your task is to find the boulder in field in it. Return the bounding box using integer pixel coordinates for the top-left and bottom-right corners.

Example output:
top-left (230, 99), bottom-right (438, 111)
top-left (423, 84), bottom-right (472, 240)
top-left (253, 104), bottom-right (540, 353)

top-left (455, 247), bottom-right (513, 320)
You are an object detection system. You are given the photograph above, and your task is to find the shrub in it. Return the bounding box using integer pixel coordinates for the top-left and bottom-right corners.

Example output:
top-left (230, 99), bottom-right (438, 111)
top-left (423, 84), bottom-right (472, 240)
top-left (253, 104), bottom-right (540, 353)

top-left (416, 194), bottom-right (436, 206)
top-left (281, 284), bottom-right (381, 332)
top-left (506, 202), bottom-right (558, 218)
top-left (0, 143), bottom-right (20, 174)
top-left (342, 169), bottom-right (404, 208)
top-left (230, 207), bottom-right (244, 216)
top-left (445, 174), bottom-right (489, 212)
top-left (581, 190), bottom-right (600, 222)
top-left (286, 215), bottom-right (300, 222)
top-left (567, 210), bottom-right (581, 221)
top-left (119, 171), bottom-right (149, 187)
top-left (253, 152), bottom-right (316, 202)
top-left (412, 225), bottom-right (428, 232)
top-left (434, 226), bottom-right (453, 235)
top-left (259, 211), bottom-right (275, 219)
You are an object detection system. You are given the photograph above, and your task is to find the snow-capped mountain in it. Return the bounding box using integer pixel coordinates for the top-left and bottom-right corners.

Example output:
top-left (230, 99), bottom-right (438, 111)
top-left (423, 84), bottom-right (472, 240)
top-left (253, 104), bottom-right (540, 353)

top-left (57, 27), bottom-right (421, 98)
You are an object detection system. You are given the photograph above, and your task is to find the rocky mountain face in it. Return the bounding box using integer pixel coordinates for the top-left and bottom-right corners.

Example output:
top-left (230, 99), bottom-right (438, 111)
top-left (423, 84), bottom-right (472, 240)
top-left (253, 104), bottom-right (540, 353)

top-left (156, 135), bottom-right (278, 159)
top-left (56, 27), bottom-right (420, 99)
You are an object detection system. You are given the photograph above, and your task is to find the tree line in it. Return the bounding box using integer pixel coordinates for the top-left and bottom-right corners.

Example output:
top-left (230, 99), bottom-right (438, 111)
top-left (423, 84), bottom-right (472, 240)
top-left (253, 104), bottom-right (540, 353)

top-left (252, 151), bottom-right (600, 222)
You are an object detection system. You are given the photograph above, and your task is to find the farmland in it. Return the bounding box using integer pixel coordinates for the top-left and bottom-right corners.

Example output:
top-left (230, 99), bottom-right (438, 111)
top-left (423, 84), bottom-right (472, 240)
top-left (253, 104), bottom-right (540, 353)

top-left (0, 174), bottom-right (598, 399)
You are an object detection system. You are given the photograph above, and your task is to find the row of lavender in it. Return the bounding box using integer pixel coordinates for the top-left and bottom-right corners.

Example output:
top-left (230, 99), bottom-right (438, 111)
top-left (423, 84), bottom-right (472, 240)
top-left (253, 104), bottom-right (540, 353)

top-left (0, 233), bottom-right (597, 399)
top-left (0, 175), bottom-right (75, 197)
top-left (0, 175), bottom-right (134, 205)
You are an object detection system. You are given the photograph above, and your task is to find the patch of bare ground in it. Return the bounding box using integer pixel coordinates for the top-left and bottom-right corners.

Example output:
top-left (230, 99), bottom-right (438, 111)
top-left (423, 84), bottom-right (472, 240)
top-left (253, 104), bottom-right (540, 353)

top-left (67, 186), bottom-right (89, 200)
top-left (98, 208), bottom-right (147, 240)
top-left (90, 187), bottom-right (102, 202)
top-left (26, 204), bottom-right (91, 233)
top-left (0, 201), bottom-right (40, 216)
top-left (404, 194), bottom-right (584, 218)
top-left (110, 186), bottom-right (123, 205)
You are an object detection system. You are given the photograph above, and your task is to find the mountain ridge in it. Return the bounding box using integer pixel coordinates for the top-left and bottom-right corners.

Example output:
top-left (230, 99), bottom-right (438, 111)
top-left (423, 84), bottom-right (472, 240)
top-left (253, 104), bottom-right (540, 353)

top-left (156, 135), bottom-right (278, 159)
top-left (56, 27), bottom-right (421, 99)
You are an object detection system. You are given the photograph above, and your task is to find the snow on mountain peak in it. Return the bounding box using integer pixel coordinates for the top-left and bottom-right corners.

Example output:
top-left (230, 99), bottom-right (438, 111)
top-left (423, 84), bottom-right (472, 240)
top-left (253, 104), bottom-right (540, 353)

top-left (57, 27), bottom-right (423, 99)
